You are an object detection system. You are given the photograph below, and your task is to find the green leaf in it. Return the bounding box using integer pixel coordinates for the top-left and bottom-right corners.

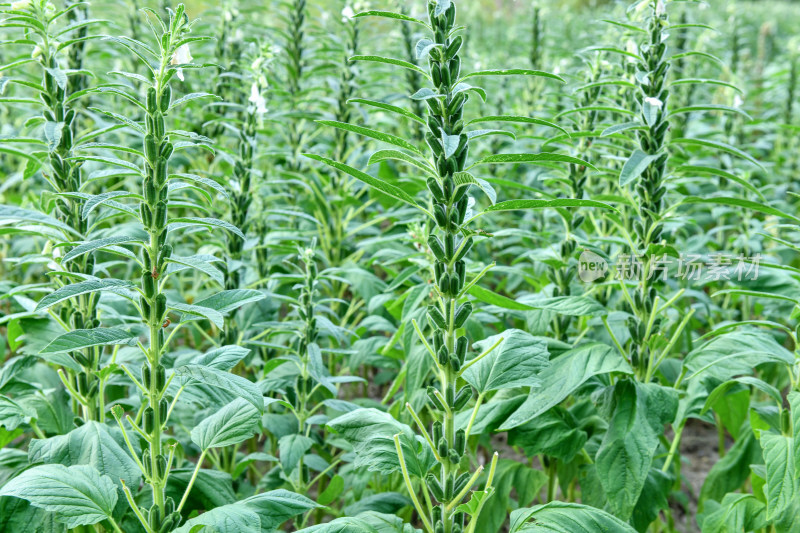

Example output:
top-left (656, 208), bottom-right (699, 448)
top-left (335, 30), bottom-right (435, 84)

top-left (368, 149), bottom-right (436, 176)
top-left (670, 104), bottom-right (751, 120)
top-left (192, 398), bottom-right (261, 450)
top-left (165, 255), bottom-right (224, 285)
top-left (173, 504), bottom-right (259, 533)
top-left (470, 152), bottom-right (596, 170)
top-left (169, 217), bottom-right (245, 239)
top-left (463, 329), bottom-right (549, 393)
top-left (467, 115), bottom-right (568, 135)
top-left (304, 154), bottom-right (426, 214)
top-left (0, 464), bottom-right (117, 528)
top-left (680, 196), bottom-right (800, 223)
top-left (39, 327), bottom-right (136, 355)
top-left (791, 392), bottom-right (800, 479)
top-left (352, 10), bottom-right (429, 27)
top-left (477, 199), bottom-right (616, 220)
top-left (36, 279), bottom-right (135, 310)
top-left (172, 302), bottom-right (225, 329)
top-left (174, 365), bottom-right (263, 412)
top-left (279, 434), bottom-right (314, 473)
top-left (241, 490), bottom-right (319, 531)
top-left (468, 285), bottom-right (535, 311)
top-left (761, 433), bottom-right (798, 521)
top-left (0, 205), bottom-right (78, 235)
top-left (193, 289), bottom-right (266, 314)
top-left (683, 330), bottom-right (795, 382)
top-left (452, 172), bottom-right (496, 204)
top-left (700, 494), bottom-right (767, 533)
top-left (61, 236), bottom-right (143, 264)
top-left (318, 475), bottom-right (344, 506)
top-left (595, 380), bottom-right (659, 520)
top-left (670, 137), bottom-right (763, 169)
top-left (349, 55), bottom-right (430, 79)
top-left (460, 69), bottom-right (564, 83)
top-left (501, 343), bottom-right (632, 429)
top-left (619, 149), bottom-right (660, 187)
top-left (348, 98), bottom-right (426, 125)
top-left (521, 296), bottom-right (607, 317)
top-left (510, 502), bottom-right (637, 532)
top-left (674, 165), bottom-right (765, 200)
top-left (81, 191), bottom-right (139, 218)
top-left (316, 121), bottom-right (422, 155)
top-left (0, 395), bottom-right (36, 430)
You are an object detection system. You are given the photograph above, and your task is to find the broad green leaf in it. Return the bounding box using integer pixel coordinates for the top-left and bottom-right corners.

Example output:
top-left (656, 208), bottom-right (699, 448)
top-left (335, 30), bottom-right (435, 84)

top-left (461, 69), bottom-right (564, 83)
top-left (521, 296), bottom-right (607, 317)
top-left (191, 398), bottom-right (261, 450)
top-left (165, 255), bottom-right (224, 285)
top-left (508, 408), bottom-right (587, 462)
top-left (173, 503), bottom-right (260, 533)
top-left (619, 149), bottom-right (660, 187)
top-left (761, 433), bottom-right (798, 521)
top-left (241, 490), bottom-right (319, 531)
top-left (501, 343), bottom-right (631, 429)
top-left (39, 327), bottom-right (136, 355)
top-left (35, 278), bottom-right (134, 310)
top-left (304, 154), bottom-right (426, 214)
top-left (61, 236), bottom-right (143, 263)
top-left (193, 289), bottom-right (266, 314)
top-left (172, 302), bottom-right (225, 329)
top-left (700, 494), bottom-right (767, 533)
top-left (683, 330), bottom-right (795, 382)
top-left (349, 55), bottom-right (430, 79)
top-left (0, 395), bottom-right (36, 430)
top-left (28, 421), bottom-right (141, 491)
top-left (595, 380), bottom-right (658, 520)
top-left (174, 365), bottom-right (263, 412)
top-left (295, 511), bottom-right (413, 533)
top-left (279, 434), bottom-right (314, 472)
top-left (463, 329), bottom-right (549, 393)
top-left (0, 464), bottom-right (117, 528)
top-left (510, 502), bottom-right (637, 532)
top-left (699, 430), bottom-right (762, 509)
top-left (791, 392), bottom-right (800, 479)
top-left (468, 285), bottom-right (535, 311)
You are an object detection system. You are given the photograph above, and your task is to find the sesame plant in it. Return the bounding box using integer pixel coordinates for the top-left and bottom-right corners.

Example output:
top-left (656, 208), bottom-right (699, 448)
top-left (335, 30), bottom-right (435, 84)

top-left (2, 1), bottom-right (800, 532)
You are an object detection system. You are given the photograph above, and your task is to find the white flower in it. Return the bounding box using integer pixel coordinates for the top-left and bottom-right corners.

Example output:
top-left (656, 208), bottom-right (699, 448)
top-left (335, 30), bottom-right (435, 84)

top-left (341, 6), bottom-right (355, 21)
top-left (249, 82), bottom-right (267, 115)
top-left (655, 0), bottom-right (666, 17)
top-left (11, 0), bottom-right (31, 10)
top-left (644, 96), bottom-right (663, 108)
top-left (733, 95), bottom-right (744, 108)
top-left (171, 44), bottom-right (192, 81)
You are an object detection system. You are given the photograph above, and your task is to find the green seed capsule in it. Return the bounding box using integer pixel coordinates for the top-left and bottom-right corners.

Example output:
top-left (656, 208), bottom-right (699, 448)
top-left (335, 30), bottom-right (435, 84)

top-left (140, 296), bottom-right (151, 318)
top-left (433, 204), bottom-right (448, 228)
top-left (454, 237), bottom-right (473, 262)
top-left (156, 454), bottom-right (166, 477)
top-left (155, 365), bottom-right (166, 390)
top-left (447, 36), bottom-right (463, 58)
top-left (77, 372), bottom-right (88, 394)
top-left (142, 271), bottom-right (156, 298)
top-left (142, 449), bottom-right (152, 475)
top-left (160, 85), bottom-right (172, 113)
top-left (146, 87), bottom-right (157, 113)
top-left (437, 437), bottom-right (448, 458)
top-left (160, 142), bottom-right (174, 160)
top-left (426, 474), bottom-right (444, 501)
top-left (438, 273), bottom-right (450, 295)
top-left (449, 355), bottom-right (461, 372)
top-left (455, 336), bottom-right (467, 363)
top-left (140, 203), bottom-right (152, 227)
top-left (427, 306), bottom-right (446, 329)
top-left (437, 346), bottom-right (449, 366)
top-left (427, 386), bottom-right (446, 411)
top-left (427, 178), bottom-right (445, 202)
top-left (444, 233), bottom-right (455, 258)
top-left (432, 421), bottom-right (443, 444)
top-left (454, 429), bottom-right (466, 455)
top-left (453, 471), bottom-right (470, 495)
top-left (444, 473), bottom-right (454, 498)
top-left (433, 331), bottom-right (444, 352)
top-left (454, 302), bottom-right (472, 328)
top-left (143, 407), bottom-right (155, 433)
top-left (154, 293), bottom-right (167, 322)
top-left (144, 134), bottom-right (158, 163)
top-left (154, 200), bottom-right (167, 229)
top-left (153, 112), bottom-right (165, 138)
top-left (149, 504), bottom-right (161, 531)
top-left (428, 236), bottom-right (446, 262)
top-left (159, 399), bottom-right (168, 424)
top-left (454, 385), bottom-right (472, 410)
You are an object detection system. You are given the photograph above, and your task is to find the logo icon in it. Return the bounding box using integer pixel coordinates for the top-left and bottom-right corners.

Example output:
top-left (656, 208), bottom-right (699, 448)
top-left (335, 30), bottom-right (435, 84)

top-left (578, 250), bottom-right (608, 282)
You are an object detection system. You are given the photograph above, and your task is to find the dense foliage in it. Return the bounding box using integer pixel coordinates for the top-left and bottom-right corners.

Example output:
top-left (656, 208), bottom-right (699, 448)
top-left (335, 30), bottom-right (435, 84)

top-left (1, 0), bottom-right (800, 531)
